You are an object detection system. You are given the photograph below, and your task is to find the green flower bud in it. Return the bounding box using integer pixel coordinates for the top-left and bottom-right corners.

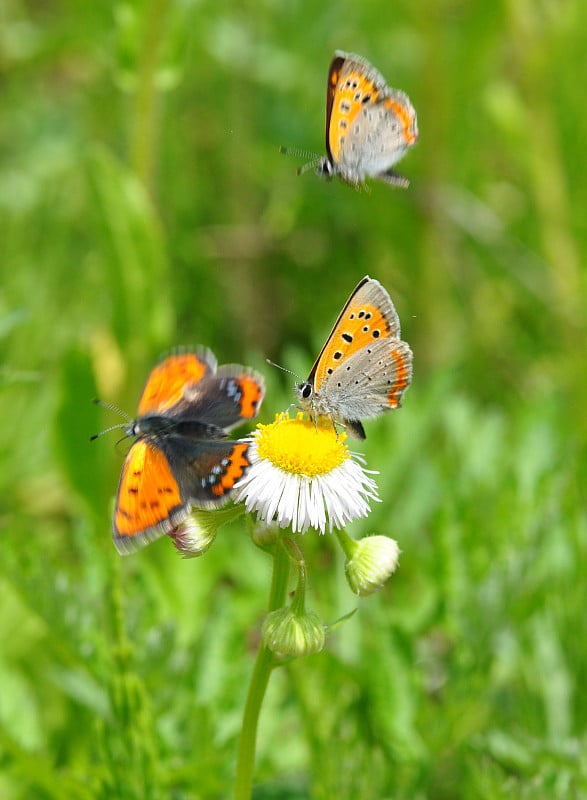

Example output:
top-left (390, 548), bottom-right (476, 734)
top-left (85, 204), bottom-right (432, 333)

top-left (262, 604), bottom-right (325, 657)
top-left (344, 535), bottom-right (400, 596)
top-left (250, 520), bottom-right (280, 550)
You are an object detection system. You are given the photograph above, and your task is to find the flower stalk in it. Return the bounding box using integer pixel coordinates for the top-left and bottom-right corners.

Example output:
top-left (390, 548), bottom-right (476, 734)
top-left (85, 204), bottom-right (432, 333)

top-left (234, 535), bottom-right (290, 800)
top-left (262, 539), bottom-right (325, 657)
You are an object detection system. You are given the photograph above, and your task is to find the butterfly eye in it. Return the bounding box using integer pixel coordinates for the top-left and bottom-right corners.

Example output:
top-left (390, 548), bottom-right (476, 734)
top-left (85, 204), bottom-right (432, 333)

top-left (129, 421), bottom-right (141, 436)
top-left (300, 383), bottom-right (313, 399)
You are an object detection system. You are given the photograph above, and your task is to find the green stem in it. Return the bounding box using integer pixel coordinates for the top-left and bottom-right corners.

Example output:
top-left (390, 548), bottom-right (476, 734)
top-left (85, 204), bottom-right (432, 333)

top-left (234, 539), bottom-right (291, 799)
top-left (129, 0), bottom-right (172, 194)
top-left (283, 537), bottom-right (307, 614)
top-left (333, 527), bottom-right (358, 561)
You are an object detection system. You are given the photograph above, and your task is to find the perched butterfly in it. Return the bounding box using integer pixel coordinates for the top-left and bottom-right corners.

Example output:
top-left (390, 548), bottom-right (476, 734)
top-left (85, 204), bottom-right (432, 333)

top-left (296, 276), bottom-right (412, 439)
top-left (283, 50), bottom-right (418, 188)
top-left (96, 348), bottom-right (265, 554)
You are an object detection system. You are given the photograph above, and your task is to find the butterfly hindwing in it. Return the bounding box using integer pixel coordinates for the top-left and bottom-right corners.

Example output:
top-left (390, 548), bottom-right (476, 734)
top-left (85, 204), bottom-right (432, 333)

top-left (113, 437), bottom-right (252, 554)
top-left (318, 338), bottom-right (413, 424)
top-left (164, 439), bottom-right (251, 506)
top-left (339, 92), bottom-right (416, 186)
top-left (174, 366), bottom-right (266, 430)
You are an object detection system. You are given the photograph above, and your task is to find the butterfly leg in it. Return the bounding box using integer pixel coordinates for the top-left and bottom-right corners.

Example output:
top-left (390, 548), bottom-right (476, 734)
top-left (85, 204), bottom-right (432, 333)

top-left (379, 169), bottom-right (410, 189)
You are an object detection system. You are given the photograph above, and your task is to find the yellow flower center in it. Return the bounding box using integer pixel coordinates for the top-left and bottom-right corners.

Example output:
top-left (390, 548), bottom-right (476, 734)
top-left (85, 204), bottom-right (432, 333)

top-left (256, 413), bottom-right (349, 477)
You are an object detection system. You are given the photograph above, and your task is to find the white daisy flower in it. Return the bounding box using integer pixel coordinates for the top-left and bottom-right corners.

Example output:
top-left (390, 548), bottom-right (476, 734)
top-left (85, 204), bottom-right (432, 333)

top-left (233, 413), bottom-right (380, 534)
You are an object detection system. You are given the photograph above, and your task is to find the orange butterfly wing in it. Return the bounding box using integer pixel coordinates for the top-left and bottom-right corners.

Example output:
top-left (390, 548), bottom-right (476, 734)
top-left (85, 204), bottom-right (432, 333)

top-left (326, 54), bottom-right (384, 164)
top-left (114, 440), bottom-right (186, 552)
top-left (137, 349), bottom-right (214, 416)
top-left (310, 277), bottom-right (401, 391)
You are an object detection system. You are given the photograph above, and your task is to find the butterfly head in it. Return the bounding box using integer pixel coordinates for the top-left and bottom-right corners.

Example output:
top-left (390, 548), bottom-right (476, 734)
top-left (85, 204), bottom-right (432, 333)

top-left (298, 155), bottom-right (332, 180)
top-left (295, 379), bottom-right (366, 440)
top-left (295, 379), bottom-right (314, 406)
top-left (314, 157), bottom-right (334, 180)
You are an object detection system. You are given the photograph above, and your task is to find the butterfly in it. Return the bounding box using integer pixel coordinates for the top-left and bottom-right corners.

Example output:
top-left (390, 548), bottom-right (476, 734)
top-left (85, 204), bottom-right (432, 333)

top-left (283, 50), bottom-right (418, 188)
top-left (101, 348), bottom-right (265, 554)
top-left (295, 276), bottom-right (412, 439)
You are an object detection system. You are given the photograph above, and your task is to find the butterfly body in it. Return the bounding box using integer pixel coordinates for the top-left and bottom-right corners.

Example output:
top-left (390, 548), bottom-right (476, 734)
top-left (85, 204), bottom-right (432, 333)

top-left (299, 51), bottom-right (418, 188)
top-left (111, 348), bottom-right (265, 554)
top-left (128, 415), bottom-right (225, 441)
top-left (296, 277), bottom-right (412, 439)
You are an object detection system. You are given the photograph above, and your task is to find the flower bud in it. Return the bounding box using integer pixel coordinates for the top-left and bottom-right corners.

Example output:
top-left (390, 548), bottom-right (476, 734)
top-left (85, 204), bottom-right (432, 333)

top-left (344, 535), bottom-right (400, 596)
top-left (262, 604), bottom-right (325, 657)
top-left (250, 520), bottom-right (280, 550)
top-left (168, 513), bottom-right (217, 558)
top-left (168, 505), bottom-right (244, 558)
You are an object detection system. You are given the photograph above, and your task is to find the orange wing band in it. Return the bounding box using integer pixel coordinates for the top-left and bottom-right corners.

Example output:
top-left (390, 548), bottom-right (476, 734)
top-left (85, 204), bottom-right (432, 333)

top-left (238, 376), bottom-right (264, 419)
top-left (211, 443), bottom-right (250, 497)
top-left (384, 97), bottom-right (417, 146)
top-left (387, 347), bottom-right (412, 408)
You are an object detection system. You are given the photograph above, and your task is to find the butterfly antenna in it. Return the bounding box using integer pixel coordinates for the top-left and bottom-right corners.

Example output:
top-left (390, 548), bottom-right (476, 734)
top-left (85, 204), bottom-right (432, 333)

top-left (279, 146), bottom-right (324, 176)
top-left (297, 156), bottom-right (325, 176)
top-left (90, 398), bottom-right (133, 441)
top-left (92, 397), bottom-right (132, 418)
top-left (89, 422), bottom-right (129, 441)
top-left (266, 358), bottom-right (302, 382)
top-left (279, 145), bottom-right (318, 160)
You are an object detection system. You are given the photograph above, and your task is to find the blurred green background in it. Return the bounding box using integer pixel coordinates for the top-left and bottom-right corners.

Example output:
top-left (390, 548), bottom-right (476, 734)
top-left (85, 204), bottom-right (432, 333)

top-left (1, 0), bottom-right (586, 797)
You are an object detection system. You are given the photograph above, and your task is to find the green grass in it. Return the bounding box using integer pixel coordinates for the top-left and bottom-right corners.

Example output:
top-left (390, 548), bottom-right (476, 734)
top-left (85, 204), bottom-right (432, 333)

top-left (1, 0), bottom-right (586, 797)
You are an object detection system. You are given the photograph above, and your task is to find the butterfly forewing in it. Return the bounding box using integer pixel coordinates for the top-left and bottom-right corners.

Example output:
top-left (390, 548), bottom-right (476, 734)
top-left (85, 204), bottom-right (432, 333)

top-left (297, 276), bottom-right (412, 439)
top-left (114, 440), bottom-right (188, 553)
top-left (325, 53), bottom-right (345, 159)
top-left (326, 53), bottom-right (386, 165)
top-left (138, 351), bottom-right (265, 433)
top-left (137, 349), bottom-right (216, 416)
top-left (311, 277), bottom-right (401, 391)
